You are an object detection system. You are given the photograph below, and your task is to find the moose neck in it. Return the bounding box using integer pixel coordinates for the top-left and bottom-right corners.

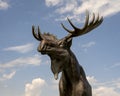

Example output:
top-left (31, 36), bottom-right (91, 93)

top-left (49, 49), bottom-right (81, 82)
top-left (62, 50), bottom-right (81, 82)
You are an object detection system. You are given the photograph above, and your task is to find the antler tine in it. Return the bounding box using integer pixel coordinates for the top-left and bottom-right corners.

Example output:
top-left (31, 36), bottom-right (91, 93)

top-left (61, 11), bottom-right (103, 40)
top-left (86, 13), bottom-right (103, 32)
top-left (83, 10), bottom-right (89, 29)
top-left (89, 13), bottom-right (95, 25)
top-left (67, 18), bottom-right (78, 31)
top-left (74, 12), bottom-right (103, 36)
top-left (61, 17), bottom-right (80, 34)
top-left (38, 26), bottom-right (43, 40)
top-left (81, 12), bottom-right (96, 34)
top-left (32, 26), bottom-right (39, 41)
top-left (32, 25), bottom-right (43, 41)
top-left (95, 14), bottom-right (103, 26)
top-left (61, 23), bottom-right (73, 33)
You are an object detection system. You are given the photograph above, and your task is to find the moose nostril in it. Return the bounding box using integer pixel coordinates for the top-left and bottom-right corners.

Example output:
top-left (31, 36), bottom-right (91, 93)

top-left (40, 44), bottom-right (44, 50)
top-left (40, 41), bottom-right (46, 50)
top-left (37, 45), bottom-right (46, 52)
top-left (37, 45), bottom-right (44, 52)
top-left (44, 45), bottom-right (47, 50)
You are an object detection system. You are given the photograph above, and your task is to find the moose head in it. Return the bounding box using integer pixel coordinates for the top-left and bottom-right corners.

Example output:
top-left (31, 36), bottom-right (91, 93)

top-left (32, 11), bottom-right (103, 80)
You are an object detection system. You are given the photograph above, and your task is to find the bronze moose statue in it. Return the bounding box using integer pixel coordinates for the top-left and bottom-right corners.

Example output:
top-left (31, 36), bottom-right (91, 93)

top-left (32, 11), bottom-right (103, 96)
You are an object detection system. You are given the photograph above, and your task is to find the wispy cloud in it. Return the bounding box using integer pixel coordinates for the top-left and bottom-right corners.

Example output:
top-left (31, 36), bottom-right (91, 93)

top-left (51, 79), bottom-right (59, 89)
top-left (45, 0), bottom-right (63, 7)
top-left (0, 71), bottom-right (16, 81)
top-left (105, 62), bottom-right (120, 70)
top-left (45, 0), bottom-right (120, 22)
top-left (3, 43), bottom-right (34, 53)
top-left (25, 78), bottom-right (46, 96)
top-left (55, 1), bottom-right (77, 14)
top-left (0, 54), bottom-right (42, 69)
top-left (110, 62), bottom-right (120, 69)
top-left (93, 86), bottom-right (120, 96)
top-left (74, 0), bottom-right (120, 17)
top-left (0, 0), bottom-right (9, 10)
top-left (47, 76), bottom-right (120, 96)
top-left (81, 41), bottom-right (96, 52)
top-left (81, 41), bottom-right (96, 48)
top-left (87, 76), bottom-right (120, 96)
top-left (0, 54), bottom-right (42, 81)
top-left (87, 76), bottom-right (97, 84)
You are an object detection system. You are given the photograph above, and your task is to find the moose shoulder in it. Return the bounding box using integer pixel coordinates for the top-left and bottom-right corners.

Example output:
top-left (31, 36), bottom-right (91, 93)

top-left (32, 11), bottom-right (103, 96)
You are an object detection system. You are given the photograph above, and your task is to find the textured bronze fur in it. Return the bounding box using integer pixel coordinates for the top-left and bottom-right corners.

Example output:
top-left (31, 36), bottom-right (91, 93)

top-left (32, 11), bottom-right (103, 96)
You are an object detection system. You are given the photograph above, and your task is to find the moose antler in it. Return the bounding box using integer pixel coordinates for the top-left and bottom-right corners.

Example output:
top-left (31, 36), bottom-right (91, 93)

top-left (61, 11), bottom-right (103, 40)
top-left (32, 26), bottom-right (43, 41)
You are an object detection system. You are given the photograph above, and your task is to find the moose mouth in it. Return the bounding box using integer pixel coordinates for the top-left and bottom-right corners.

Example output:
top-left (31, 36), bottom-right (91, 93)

top-left (37, 48), bottom-right (51, 55)
top-left (37, 45), bottom-right (46, 54)
top-left (40, 51), bottom-right (51, 55)
top-left (40, 51), bottom-right (47, 54)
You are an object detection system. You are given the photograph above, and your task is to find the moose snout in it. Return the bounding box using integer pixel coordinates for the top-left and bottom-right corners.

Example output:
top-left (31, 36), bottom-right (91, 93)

top-left (37, 40), bottom-right (49, 53)
top-left (37, 41), bottom-right (45, 52)
top-left (37, 46), bottom-right (42, 52)
top-left (37, 44), bottom-right (45, 52)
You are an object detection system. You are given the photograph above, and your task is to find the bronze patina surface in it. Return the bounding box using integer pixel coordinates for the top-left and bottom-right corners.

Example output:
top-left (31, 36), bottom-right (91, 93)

top-left (32, 11), bottom-right (103, 96)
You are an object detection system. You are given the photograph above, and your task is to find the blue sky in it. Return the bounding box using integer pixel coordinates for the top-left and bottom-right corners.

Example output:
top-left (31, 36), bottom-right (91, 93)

top-left (0, 0), bottom-right (120, 96)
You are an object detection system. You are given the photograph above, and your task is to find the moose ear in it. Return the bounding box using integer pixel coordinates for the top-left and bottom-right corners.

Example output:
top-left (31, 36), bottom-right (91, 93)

top-left (66, 38), bottom-right (72, 48)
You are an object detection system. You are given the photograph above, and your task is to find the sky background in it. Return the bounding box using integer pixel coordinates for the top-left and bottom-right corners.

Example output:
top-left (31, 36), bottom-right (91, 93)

top-left (0, 0), bottom-right (120, 96)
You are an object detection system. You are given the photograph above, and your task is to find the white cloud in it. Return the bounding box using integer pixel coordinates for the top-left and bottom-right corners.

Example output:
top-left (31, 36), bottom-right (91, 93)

top-left (4, 43), bottom-right (34, 53)
top-left (51, 79), bottom-right (59, 89)
top-left (0, 71), bottom-right (16, 81)
top-left (82, 41), bottom-right (96, 48)
top-left (25, 78), bottom-right (46, 96)
top-left (81, 41), bottom-right (96, 52)
top-left (110, 62), bottom-right (120, 69)
top-left (0, 54), bottom-right (42, 69)
top-left (74, 0), bottom-right (120, 17)
top-left (0, 0), bottom-right (9, 10)
top-left (87, 76), bottom-right (97, 84)
top-left (87, 76), bottom-right (120, 96)
top-left (0, 54), bottom-right (42, 81)
top-left (45, 0), bottom-right (120, 22)
top-left (55, 2), bottom-right (77, 14)
top-left (45, 0), bottom-right (63, 7)
top-left (93, 86), bottom-right (120, 96)
top-left (47, 76), bottom-right (120, 96)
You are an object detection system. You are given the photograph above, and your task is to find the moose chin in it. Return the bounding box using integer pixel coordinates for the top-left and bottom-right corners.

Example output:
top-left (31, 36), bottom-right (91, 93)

top-left (32, 11), bottom-right (103, 96)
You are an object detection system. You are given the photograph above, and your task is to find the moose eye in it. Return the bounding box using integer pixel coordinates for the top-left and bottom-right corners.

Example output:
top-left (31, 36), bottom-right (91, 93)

top-left (59, 44), bottom-right (64, 47)
top-left (59, 42), bottom-right (66, 48)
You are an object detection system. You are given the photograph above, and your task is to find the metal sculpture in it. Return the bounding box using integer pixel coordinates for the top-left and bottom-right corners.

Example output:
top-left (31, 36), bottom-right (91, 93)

top-left (32, 11), bottom-right (103, 96)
